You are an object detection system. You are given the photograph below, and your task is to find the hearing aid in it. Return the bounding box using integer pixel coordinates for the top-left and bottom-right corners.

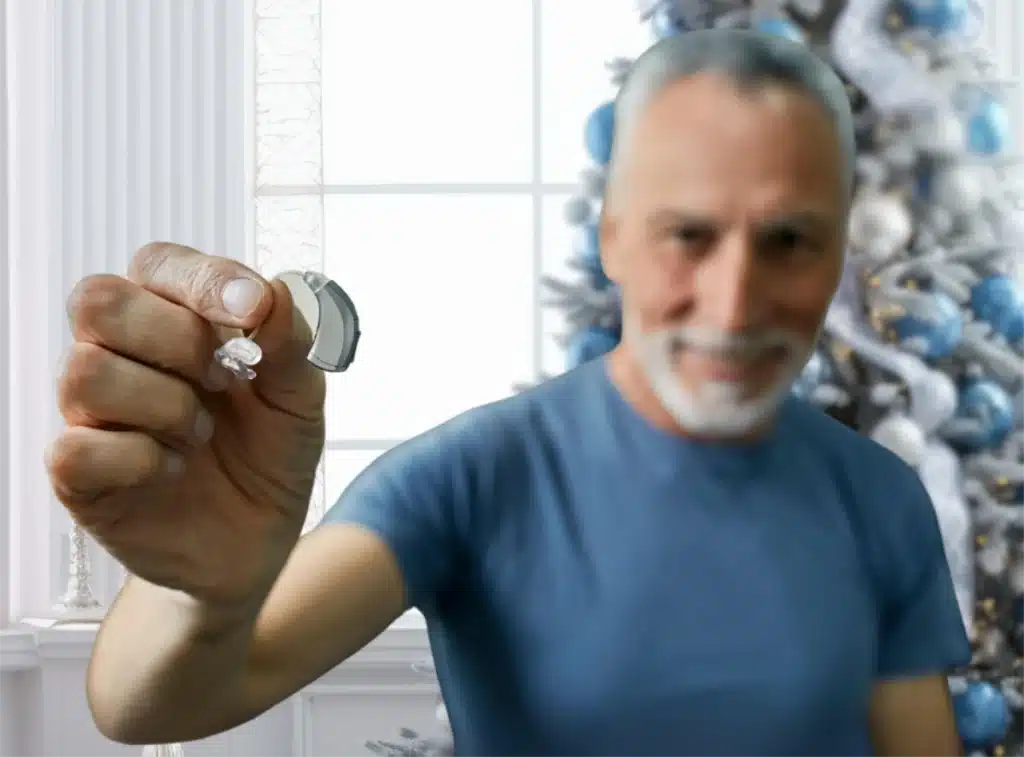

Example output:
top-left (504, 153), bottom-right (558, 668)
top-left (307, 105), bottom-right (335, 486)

top-left (214, 270), bottom-right (361, 380)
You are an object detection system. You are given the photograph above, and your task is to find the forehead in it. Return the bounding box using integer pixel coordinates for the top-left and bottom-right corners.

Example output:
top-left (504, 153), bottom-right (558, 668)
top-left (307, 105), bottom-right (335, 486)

top-left (622, 71), bottom-right (846, 214)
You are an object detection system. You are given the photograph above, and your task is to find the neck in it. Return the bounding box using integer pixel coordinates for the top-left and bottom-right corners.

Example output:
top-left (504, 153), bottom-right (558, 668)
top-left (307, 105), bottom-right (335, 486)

top-left (604, 345), bottom-right (777, 444)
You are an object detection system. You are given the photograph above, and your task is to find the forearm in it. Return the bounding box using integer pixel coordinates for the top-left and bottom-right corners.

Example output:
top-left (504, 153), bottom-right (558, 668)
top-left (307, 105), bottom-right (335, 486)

top-left (87, 576), bottom-right (259, 744)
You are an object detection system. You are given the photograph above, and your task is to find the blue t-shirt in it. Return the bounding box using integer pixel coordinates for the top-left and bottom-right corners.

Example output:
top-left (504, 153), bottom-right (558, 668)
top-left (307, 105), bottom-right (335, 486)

top-left (323, 358), bottom-right (971, 756)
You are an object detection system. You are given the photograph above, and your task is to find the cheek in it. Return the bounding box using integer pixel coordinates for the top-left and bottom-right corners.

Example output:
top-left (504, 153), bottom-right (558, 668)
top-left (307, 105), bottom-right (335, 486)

top-left (769, 262), bottom-right (840, 335)
top-left (625, 254), bottom-right (696, 327)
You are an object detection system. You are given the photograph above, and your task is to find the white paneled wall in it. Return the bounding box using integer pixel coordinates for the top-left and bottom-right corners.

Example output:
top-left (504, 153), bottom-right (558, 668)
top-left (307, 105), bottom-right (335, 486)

top-left (8, 0), bottom-right (250, 619)
top-left (0, 0), bottom-right (11, 630)
top-left (1, 620), bottom-right (436, 757)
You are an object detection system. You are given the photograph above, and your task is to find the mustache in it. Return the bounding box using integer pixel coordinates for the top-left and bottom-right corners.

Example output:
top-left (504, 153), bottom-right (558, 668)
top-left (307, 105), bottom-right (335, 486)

top-left (650, 326), bottom-right (808, 359)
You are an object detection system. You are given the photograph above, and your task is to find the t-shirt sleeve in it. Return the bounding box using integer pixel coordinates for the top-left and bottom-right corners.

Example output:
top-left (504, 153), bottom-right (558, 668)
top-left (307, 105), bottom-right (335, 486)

top-left (874, 459), bottom-right (973, 680)
top-left (318, 431), bottom-right (467, 611)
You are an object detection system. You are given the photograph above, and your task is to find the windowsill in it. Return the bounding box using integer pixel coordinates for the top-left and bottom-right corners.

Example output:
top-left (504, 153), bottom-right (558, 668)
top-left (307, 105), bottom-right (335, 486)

top-left (0, 609), bottom-right (429, 672)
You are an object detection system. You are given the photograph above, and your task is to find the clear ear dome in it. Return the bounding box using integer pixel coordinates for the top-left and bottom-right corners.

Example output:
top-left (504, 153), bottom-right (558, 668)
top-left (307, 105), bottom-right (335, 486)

top-left (214, 336), bottom-right (263, 381)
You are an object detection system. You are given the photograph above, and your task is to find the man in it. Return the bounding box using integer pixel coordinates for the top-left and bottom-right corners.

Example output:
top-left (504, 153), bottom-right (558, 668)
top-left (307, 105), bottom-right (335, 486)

top-left (48, 30), bottom-right (970, 756)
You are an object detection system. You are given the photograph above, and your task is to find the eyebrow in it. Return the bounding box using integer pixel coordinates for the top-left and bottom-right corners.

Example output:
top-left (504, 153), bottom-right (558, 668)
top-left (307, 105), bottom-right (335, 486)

top-left (647, 208), bottom-right (835, 235)
top-left (757, 212), bottom-right (834, 236)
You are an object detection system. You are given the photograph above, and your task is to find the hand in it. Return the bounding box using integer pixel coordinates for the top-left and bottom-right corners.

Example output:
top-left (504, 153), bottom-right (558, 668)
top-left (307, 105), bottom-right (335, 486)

top-left (46, 243), bottom-right (327, 610)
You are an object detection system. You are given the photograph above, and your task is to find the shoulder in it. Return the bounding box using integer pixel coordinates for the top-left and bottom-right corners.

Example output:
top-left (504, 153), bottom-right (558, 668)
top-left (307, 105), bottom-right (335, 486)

top-left (782, 400), bottom-right (942, 587)
top-left (784, 398), bottom-right (927, 505)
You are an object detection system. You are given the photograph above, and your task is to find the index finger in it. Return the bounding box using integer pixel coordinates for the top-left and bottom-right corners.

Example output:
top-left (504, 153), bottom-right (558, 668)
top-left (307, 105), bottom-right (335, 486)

top-left (127, 242), bottom-right (272, 330)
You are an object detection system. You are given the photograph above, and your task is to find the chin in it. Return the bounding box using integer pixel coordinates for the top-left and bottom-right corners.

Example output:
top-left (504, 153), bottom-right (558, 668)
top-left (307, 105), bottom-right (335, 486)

top-left (655, 378), bottom-right (794, 438)
top-left (643, 348), bottom-right (808, 439)
top-left (628, 319), bottom-right (814, 439)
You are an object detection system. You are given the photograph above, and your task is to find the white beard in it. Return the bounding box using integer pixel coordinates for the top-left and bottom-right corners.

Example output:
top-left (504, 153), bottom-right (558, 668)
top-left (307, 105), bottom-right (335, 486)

top-left (630, 322), bottom-right (814, 438)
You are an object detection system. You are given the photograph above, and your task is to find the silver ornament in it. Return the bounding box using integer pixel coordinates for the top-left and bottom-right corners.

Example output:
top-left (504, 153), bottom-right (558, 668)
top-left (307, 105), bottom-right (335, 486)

top-left (931, 164), bottom-right (985, 215)
top-left (912, 108), bottom-right (966, 155)
top-left (848, 192), bottom-right (914, 261)
top-left (977, 534), bottom-right (1010, 576)
top-left (871, 413), bottom-right (928, 466)
top-left (578, 167), bottom-right (607, 199)
top-left (907, 369), bottom-right (959, 433)
top-left (563, 196), bottom-right (593, 226)
top-left (435, 701), bottom-right (450, 729)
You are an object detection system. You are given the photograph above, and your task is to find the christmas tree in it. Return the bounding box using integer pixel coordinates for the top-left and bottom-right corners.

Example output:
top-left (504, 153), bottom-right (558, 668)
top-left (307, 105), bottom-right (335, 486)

top-left (368, 1), bottom-right (1023, 755)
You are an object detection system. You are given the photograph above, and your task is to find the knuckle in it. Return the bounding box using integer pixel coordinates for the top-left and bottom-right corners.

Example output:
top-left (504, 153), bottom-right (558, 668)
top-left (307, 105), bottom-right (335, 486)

top-left (57, 343), bottom-right (109, 409)
top-left (128, 241), bottom-right (175, 281)
top-left (139, 438), bottom-right (167, 476)
top-left (67, 274), bottom-right (127, 330)
top-left (45, 432), bottom-right (91, 483)
top-left (163, 381), bottom-right (202, 432)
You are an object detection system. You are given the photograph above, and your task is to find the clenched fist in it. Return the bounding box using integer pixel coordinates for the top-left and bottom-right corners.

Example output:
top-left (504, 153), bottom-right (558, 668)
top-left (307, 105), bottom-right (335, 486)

top-left (46, 242), bottom-right (327, 610)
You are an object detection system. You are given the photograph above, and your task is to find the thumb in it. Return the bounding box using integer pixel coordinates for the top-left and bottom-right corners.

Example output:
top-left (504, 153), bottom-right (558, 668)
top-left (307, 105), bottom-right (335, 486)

top-left (248, 278), bottom-right (326, 420)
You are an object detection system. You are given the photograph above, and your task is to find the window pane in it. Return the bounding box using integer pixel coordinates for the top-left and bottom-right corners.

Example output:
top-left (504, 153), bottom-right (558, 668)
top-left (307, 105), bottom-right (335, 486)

top-left (323, 450), bottom-right (383, 515)
top-left (321, 0), bottom-right (533, 184)
top-left (541, 1), bottom-right (651, 183)
top-left (323, 195), bottom-right (535, 440)
top-left (540, 194), bottom-right (577, 376)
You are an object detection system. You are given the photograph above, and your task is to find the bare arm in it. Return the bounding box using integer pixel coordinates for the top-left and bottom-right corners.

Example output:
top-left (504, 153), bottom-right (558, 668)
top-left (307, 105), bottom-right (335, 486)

top-left (88, 524), bottom-right (407, 744)
top-left (868, 675), bottom-right (964, 757)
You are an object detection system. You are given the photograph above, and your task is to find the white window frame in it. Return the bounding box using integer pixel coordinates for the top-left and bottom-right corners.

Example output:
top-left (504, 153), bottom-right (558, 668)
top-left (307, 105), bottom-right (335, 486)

top-left (251, 0), bottom-right (578, 526)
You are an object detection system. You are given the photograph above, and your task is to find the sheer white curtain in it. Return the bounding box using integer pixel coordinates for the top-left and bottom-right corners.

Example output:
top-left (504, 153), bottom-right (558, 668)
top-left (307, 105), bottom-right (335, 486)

top-left (0, 0), bottom-right (11, 629)
top-left (3, 0), bottom-right (249, 622)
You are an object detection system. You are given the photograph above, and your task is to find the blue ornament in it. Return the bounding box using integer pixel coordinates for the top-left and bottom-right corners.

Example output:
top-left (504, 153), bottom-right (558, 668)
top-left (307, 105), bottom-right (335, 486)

top-left (755, 17), bottom-right (806, 43)
top-left (566, 325), bottom-right (619, 369)
top-left (966, 92), bottom-right (1011, 155)
top-left (971, 274), bottom-right (1024, 343)
top-left (577, 224), bottom-right (610, 289)
top-left (650, 6), bottom-right (686, 38)
top-left (954, 379), bottom-right (1014, 450)
top-left (584, 102), bottom-right (615, 166)
top-left (953, 681), bottom-right (1010, 750)
top-left (903, 0), bottom-right (970, 35)
top-left (890, 292), bottom-right (963, 359)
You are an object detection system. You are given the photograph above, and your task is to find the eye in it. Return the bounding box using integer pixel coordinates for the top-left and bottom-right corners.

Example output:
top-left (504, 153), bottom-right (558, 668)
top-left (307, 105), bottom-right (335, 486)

top-left (759, 228), bottom-right (817, 259)
top-left (672, 225), bottom-right (714, 249)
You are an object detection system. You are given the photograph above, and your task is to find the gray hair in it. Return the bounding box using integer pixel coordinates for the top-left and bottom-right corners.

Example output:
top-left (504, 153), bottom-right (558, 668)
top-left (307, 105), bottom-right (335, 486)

top-left (610, 28), bottom-right (856, 199)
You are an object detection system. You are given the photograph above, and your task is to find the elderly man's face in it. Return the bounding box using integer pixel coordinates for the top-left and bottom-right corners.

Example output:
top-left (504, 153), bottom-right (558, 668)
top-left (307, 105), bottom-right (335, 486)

top-left (601, 72), bottom-right (847, 438)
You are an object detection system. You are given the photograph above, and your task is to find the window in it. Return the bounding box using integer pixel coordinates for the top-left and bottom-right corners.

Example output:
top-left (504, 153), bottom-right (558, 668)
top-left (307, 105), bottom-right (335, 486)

top-left (2, 0), bottom-right (1021, 625)
top-left (253, 0), bottom-right (653, 529)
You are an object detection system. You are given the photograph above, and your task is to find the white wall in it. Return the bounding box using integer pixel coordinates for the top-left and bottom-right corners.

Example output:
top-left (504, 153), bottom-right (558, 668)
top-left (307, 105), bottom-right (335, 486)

top-left (0, 616), bottom-right (439, 757)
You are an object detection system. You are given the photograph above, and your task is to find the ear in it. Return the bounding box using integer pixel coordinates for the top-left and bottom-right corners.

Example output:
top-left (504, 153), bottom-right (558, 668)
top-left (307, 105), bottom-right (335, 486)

top-left (598, 206), bottom-right (621, 283)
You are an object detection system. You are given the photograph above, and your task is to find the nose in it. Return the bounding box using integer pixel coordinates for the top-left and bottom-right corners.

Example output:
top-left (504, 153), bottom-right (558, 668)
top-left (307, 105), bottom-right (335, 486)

top-left (694, 232), bottom-right (765, 333)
